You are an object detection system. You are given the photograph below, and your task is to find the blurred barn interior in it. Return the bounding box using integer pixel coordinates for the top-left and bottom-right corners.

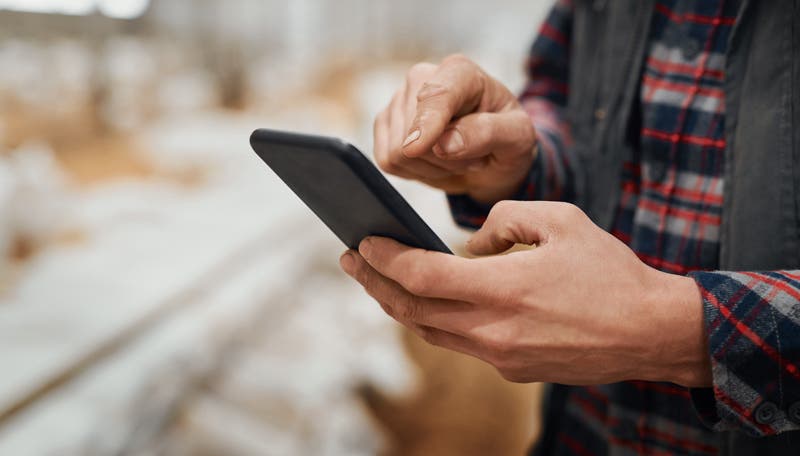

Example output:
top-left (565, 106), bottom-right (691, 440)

top-left (0, 1), bottom-right (552, 454)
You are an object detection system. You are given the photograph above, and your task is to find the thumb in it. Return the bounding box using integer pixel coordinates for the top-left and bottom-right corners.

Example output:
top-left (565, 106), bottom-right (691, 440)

top-left (466, 201), bottom-right (552, 255)
top-left (434, 110), bottom-right (536, 161)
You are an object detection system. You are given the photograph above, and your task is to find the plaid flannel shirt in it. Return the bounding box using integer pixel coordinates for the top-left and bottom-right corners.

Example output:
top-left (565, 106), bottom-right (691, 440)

top-left (448, 0), bottom-right (800, 453)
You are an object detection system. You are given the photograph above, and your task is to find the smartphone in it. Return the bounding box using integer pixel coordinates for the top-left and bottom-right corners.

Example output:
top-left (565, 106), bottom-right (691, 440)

top-left (250, 129), bottom-right (452, 254)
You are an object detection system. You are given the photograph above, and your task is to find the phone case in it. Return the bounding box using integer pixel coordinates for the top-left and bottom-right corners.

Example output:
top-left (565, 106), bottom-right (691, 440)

top-left (250, 129), bottom-right (452, 254)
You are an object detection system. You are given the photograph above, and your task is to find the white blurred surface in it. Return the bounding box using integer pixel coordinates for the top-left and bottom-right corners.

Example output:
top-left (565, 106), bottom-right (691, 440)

top-left (0, 0), bottom-right (553, 452)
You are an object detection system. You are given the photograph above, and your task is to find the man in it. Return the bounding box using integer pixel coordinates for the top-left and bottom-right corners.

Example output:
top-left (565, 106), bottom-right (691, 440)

top-left (339, 1), bottom-right (800, 454)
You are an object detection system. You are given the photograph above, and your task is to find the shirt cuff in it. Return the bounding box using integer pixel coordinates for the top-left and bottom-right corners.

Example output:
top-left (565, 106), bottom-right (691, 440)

top-left (688, 270), bottom-right (800, 437)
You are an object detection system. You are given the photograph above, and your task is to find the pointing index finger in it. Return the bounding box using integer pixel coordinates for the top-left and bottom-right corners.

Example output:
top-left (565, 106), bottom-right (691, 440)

top-left (402, 55), bottom-right (486, 158)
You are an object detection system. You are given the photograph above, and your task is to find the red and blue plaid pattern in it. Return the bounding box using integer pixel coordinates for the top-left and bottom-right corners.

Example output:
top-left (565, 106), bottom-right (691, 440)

top-left (448, 0), bottom-right (800, 453)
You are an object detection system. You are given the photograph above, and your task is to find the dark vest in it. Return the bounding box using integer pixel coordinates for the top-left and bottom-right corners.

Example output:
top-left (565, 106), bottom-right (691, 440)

top-left (562, 0), bottom-right (800, 454)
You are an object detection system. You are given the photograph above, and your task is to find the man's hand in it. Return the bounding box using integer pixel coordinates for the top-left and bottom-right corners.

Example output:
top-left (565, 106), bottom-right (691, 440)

top-left (339, 201), bottom-right (712, 387)
top-left (374, 54), bottom-right (537, 204)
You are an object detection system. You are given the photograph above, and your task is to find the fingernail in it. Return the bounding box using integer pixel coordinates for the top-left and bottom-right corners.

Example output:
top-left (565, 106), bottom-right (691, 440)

top-left (340, 252), bottom-right (355, 274)
top-left (441, 129), bottom-right (464, 155)
top-left (402, 129), bottom-right (421, 148)
top-left (432, 143), bottom-right (446, 158)
top-left (359, 237), bottom-right (373, 259)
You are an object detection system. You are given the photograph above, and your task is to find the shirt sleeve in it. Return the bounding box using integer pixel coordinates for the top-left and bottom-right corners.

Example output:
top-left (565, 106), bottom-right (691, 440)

top-left (688, 270), bottom-right (800, 437)
top-left (448, 0), bottom-right (578, 230)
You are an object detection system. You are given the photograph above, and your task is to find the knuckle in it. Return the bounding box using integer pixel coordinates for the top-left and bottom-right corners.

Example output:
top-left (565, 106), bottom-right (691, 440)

top-left (407, 62), bottom-right (436, 81)
top-left (442, 53), bottom-right (469, 66)
top-left (377, 300), bottom-right (397, 319)
top-left (398, 295), bottom-right (421, 321)
top-left (416, 81), bottom-right (450, 103)
top-left (419, 328), bottom-right (442, 347)
top-left (490, 357), bottom-right (511, 375)
top-left (403, 273), bottom-right (431, 296)
top-left (499, 219), bottom-right (518, 241)
top-left (387, 149), bottom-right (405, 167)
top-left (554, 202), bottom-right (586, 226)
top-left (375, 154), bottom-right (394, 173)
top-left (445, 53), bottom-right (484, 81)
top-left (497, 368), bottom-right (527, 384)
top-left (403, 252), bottom-right (441, 295)
top-left (354, 263), bottom-right (373, 290)
top-left (482, 332), bottom-right (513, 360)
top-left (380, 148), bottom-right (406, 173)
top-left (564, 202), bottom-right (585, 217)
top-left (490, 200), bottom-right (518, 219)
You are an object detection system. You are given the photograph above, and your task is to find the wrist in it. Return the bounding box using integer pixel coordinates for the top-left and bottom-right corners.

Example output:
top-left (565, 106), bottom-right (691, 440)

top-left (466, 146), bottom-right (537, 205)
top-left (466, 177), bottom-right (527, 205)
top-left (644, 271), bottom-right (712, 387)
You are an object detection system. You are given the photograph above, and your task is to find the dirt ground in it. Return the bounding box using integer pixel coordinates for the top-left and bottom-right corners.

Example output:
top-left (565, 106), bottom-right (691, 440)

top-left (363, 329), bottom-right (542, 456)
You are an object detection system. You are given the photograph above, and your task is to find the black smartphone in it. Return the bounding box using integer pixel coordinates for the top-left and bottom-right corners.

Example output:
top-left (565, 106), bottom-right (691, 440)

top-left (250, 128), bottom-right (452, 254)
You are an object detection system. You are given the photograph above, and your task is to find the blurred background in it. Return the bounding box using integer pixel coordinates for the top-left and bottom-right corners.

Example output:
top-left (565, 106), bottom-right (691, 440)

top-left (0, 0), bottom-right (554, 454)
